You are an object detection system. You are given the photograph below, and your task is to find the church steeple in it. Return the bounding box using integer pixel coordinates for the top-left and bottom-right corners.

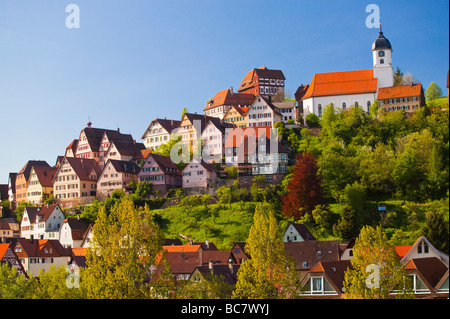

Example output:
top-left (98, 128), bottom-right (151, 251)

top-left (372, 25), bottom-right (394, 89)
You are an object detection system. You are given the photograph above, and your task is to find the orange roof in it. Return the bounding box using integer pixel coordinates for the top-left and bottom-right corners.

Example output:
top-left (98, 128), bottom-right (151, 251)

top-left (0, 243), bottom-right (10, 260)
top-left (377, 83), bottom-right (422, 99)
top-left (302, 69), bottom-right (377, 99)
top-left (404, 259), bottom-right (418, 270)
top-left (395, 245), bottom-right (413, 259)
top-left (204, 89), bottom-right (254, 111)
top-left (163, 244), bottom-right (201, 253)
top-left (309, 262), bottom-right (325, 273)
top-left (72, 247), bottom-right (88, 256)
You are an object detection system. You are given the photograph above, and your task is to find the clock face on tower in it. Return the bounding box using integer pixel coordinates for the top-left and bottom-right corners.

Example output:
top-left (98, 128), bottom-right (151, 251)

top-left (378, 51), bottom-right (385, 57)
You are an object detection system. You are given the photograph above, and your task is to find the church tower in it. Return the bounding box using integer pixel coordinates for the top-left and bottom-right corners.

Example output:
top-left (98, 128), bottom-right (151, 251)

top-left (372, 26), bottom-right (394, 89)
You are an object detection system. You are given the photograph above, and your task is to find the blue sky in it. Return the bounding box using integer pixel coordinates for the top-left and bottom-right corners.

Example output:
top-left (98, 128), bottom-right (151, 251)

top-left (0, 0), bottom-right (448, 183)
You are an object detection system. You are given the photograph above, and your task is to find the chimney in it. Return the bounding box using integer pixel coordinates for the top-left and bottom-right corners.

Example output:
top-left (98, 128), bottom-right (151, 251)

top-left (46, 203), bottom-right (49, 208)
top-left (205, 240), bottom-right (209, 249)
top-left (171, 120), bottom-right (174, 126)
top-left (77, 215), bottom-right (80, 220)
top-left (198, 250), bottom-right (203, 266)
top-left (230, 87), bottom-right (233, 95)
top-left (208, 260), bottom-right (213, 270)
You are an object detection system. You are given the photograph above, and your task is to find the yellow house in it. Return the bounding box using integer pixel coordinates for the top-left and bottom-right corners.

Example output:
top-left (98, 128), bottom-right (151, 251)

top-left (223, 106), bottom-right (249, 128)
top-left (27, 166), bottom-right (57, 204)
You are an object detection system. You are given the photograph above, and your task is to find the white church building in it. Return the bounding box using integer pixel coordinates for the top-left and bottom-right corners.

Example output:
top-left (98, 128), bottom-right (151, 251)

top-left (302, 28), bottom-right (394, 117)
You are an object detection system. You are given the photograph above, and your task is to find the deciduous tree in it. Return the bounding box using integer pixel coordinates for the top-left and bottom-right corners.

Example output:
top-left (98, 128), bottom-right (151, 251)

top-left (233, 203), bottom-right (300, 299)
top-left (282, 151), bottom-right (325, 220)
top-left (343, 226), bottom-right (414, 299)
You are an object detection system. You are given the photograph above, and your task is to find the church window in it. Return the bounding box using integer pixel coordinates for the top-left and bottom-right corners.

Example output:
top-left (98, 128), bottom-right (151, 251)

top-left (380, 58), bottom-right (384, 64)
top-left (318, 104), bottom-right (322, 117)
top-left (342, 103), bottom-right (346, 110)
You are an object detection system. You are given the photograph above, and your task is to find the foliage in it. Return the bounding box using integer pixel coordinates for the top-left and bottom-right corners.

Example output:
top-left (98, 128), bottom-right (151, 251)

top-left (343, 226), bottom-right (414, 299)
top-left (177, 273), bottom-right (235, 299)
top-left (83, 199), bottom-right (173, 298)
top-left (0, 263), bottom-right (34, 298)
top-left (282, 151), bottom-right (325, 220)
top-left (233, 203), bottom-right (300, 299)
top-left (425, 81), bottom-right (442, 100)
top-left (420, 211), bottom-right (449, 254)
top-left (305, 113), bottom-right (320, 128)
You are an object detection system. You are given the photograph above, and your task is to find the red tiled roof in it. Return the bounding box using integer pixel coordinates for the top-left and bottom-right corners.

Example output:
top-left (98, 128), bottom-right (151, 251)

top-left (0, 243), bottom-right (9, 260)
top-left (204, 89), bottom-right (255, 111)
top-left (395, 245), bottom-right (413, 259)
top-left (302, 69), bottom-right (377, 99)
top-left (377, 83), bottom-right (423, 99)
top-left (32, 166), bottom-right (57, 188)
top-left (163, 245), bottom-right (202, 253)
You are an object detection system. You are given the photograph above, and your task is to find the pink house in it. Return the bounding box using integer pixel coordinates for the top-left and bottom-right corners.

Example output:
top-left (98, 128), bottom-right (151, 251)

top-left (182, 160), bottom-right (218, 189)
top-left (138, 153), bottom-right (182, 193)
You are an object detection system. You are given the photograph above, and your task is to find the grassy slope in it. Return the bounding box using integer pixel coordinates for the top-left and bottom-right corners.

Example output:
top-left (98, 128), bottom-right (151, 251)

top-left (151, 197), bottom-right (449, 249)
top-left (152, 202), bottom-right (257, 250)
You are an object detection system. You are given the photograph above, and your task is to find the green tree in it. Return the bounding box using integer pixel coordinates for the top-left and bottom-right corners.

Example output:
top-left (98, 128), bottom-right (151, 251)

top-left (425, 81), bottom-right (442, 100)
top-left (343, 226), bottom-right (414, 299)
top-left (83, 199), bottom-right (172, 298)
top-left (181, 107), bottom-right (188, 120)
top-left (305, 113), bottom-right (320, 128)
top-left (178, 273), bottom-right (234, 299)
top-left (425, 144), bottom-right (448, 200)
top-left (217, 186), bottom-right (232, 208)
top-left (33, 265), bottom-right (85, 299)
top-left (233, 203), bottom-right (300, 299)
top-left (420, 211), bottom-right (449, 254)
top-left (0, 263), bottom-right (35, 298)
top-left (334, 204), bottom-right (358, 241)
top-left (358, 143), bottom-right (395, 194)
top-left (393, 67), bottom-right (404, 86)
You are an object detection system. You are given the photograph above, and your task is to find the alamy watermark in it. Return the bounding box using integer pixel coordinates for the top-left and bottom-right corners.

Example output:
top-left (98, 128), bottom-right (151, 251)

top-left (66, 4), bottom-right (80, 29)
top-left (365, 4), bottom-right (381, 29)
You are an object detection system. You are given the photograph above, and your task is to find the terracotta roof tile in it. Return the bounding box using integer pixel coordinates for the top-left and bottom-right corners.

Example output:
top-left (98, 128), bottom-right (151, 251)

top-left (302, 69), bottom-right (377, 99)
top-left (377, 83), bottom-right (423, 99)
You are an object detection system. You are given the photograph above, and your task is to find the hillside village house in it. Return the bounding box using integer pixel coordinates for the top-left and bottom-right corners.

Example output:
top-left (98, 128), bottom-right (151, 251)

top-left (273, 101), bottom-right (296, 123)
top-left (222, 105), bottom-right (249, 128)
top-left (173, 113), bottom-right (216, 149)
top-left (13, 238), bottom-right (72, 277)
top-left (103, 140), bottom-right (146, 164)
top-left (138, 153), bottom-right (182, 193)
top-left (238, 66), bottom-right (286, 98)
top-left (283, 223), bottom-right (316, 242)
top-left (378, 83), bottom-right (426, 116)
top-left (97, 159), bottom-right (141, 200)
top-left (20, 204), bottom-right (65, 240)
top-left (53, 157), bottom-right (102, 208)
top-left (0, 243), bottom-right (28, 278)
top-left (141, 118), bottom-right (181, 150)
top-left (74, 122), bottom-right (133, 165)
top-left (201, 119), bottom-right (234, 164)
top-left (65, 139), bottom-right (78, 158)
top-left (26, 166), bottom-right (57, 204)
top-left (15, 160), bottom-right (50, 204)
top-left (59, 217), bottom-right (90, 249)
top-left (203, 88), bottom-right (254, 120)
top-left (182, 159), bottom-right (218, 189)
top-left (246, 95), bottom-right (282, 128)
top-left (302, 30), bottom-right (395, 118)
